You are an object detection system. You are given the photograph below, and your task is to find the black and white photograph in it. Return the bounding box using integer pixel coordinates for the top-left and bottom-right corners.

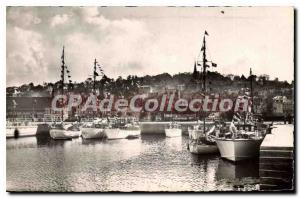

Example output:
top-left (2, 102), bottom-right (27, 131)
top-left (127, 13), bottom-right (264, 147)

top-left (5, 6), bottom-right (295, 192)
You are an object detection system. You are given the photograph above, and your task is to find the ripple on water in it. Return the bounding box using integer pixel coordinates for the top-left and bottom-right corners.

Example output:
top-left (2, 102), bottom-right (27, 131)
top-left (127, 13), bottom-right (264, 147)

top-left (7, 135), bottom-right (259, 192)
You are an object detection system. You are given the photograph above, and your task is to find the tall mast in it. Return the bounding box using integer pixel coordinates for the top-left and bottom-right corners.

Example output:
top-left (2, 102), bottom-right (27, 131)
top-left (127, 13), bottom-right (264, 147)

top-left (93, 58), bottom-right (97, 94)
top-left (61, 46), bottom-right (65, 94)
top-left (250, 68), bottom-right (254, 113)
top-left (202, 35), bottom-right (207, 92)
top-left (202, 32), bottom-right (207, 133)
top-left (61, 46), bottom-right (65, 121)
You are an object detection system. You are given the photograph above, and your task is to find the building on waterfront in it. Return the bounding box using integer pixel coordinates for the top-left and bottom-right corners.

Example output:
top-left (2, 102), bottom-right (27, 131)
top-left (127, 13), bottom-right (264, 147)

top-left (6, 97), bottom-right (52, 122)
top-left (272, 95), bottom-right (293, 117)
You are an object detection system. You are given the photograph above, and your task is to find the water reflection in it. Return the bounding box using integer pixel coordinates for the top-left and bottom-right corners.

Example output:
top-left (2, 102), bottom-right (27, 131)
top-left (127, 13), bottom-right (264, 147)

top-left (7, 137), bottom-right (37, 149)
top-left (81, 138), bottom-right (106, 145)
top-left (7, 135), bottom-right (260, 192)
top-left (36, 135), bottom-right (72, 147)
top-left (165, 137), bottom-right (182, 151)
top-left (216, 159), bottom-right (259, 180)
top-left (216, 158), bottom-right (260, 191)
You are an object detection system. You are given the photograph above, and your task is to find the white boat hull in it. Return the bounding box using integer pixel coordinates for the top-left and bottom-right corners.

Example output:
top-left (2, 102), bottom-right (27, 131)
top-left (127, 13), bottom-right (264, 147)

top-left (188, 141), bottom-right (219, 154)
top-left (104, 128), bottom-right (128, 140)
top-left (123, 129), bottom-right (141, 138)
top-left (165, 128), bottom-right (182, 137)
top-left (81, 127), bottom-right (105, 139)
top-left (6, 126), bottom-right (38, 138)
top-left (215, 138), bottom-right (264, 162)
top-left (50, 129), bottom-right (82, 140)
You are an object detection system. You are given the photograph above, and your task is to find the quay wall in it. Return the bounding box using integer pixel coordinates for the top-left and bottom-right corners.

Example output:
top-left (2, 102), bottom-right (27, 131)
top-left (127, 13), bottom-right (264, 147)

top-left (259, 124), bottom-right (294, 191)
top-left (139, 121), bottom-right (215, 135)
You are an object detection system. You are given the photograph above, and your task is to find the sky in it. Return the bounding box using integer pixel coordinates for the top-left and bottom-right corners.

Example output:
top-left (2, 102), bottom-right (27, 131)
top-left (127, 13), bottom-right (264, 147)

top-left (6, 6), bottom-right (294, 86)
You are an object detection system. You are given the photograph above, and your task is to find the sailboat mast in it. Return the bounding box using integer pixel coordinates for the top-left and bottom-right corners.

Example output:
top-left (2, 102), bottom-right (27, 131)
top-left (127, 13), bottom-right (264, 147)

top-left (61, 46), bottom-right (65, 121)
top-left (202, 33), bottom-right (207, 133)
top-left (202, 35), bottom-right (207, 92)
top-left (61, 46), bottom-right (65, 94)
top-left (250, 68), bottom-right (254, 113)
top-left (93, 58), bottom-right (97, 94)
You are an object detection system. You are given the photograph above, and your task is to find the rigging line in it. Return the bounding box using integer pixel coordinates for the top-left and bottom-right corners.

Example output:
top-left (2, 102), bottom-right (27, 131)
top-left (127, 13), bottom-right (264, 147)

top-left (206, 45), bottom-right (213, 72)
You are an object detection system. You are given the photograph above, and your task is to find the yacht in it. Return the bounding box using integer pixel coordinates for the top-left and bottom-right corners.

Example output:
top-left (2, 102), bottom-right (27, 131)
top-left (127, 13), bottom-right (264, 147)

top-left (215, 121), bottom-right (266, 162)
top-left (81, 118), bottom-right (108, 139)
top-left (50, 123), bottom-right (82, 140)
top-left (165, 122), bottom-right (182, 137)
top-left (188, 124), bottom-right (219, 154)
top-left (49, 46), bottom-right (82, 140)
top-left (104, 117), bottom-right (141, 140)
top-left (6, 121), bottom-right (38, 138)
top-left (215, 68), bottom-right (269, 162)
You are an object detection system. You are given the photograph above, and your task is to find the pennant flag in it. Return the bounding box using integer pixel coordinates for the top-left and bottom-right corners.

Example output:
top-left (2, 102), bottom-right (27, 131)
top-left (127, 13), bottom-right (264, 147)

top-left (94, 71), bottom-right (99, 76)
top-left (68, 75), bottom-right (71, 78)
top-left (67, 70), bottom-right (70, 73)
top-left (212, 62), bottom-right (217, 67)
top-left (205, 31), bottom-right (209, 36)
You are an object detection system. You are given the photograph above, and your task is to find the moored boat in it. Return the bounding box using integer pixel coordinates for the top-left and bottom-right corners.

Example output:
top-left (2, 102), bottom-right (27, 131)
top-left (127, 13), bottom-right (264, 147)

top-left (81, 126), bottom-right (105, 139)
top-left (165, 122), bottom-right (182, 137)
top-left (215, 68), bottom-right (268, 162)
top-left (49, 47), bottom-right (81, 140)
top-left (6, 122), bottom-right (38, 138)
top-left (81, 119), bottom-right (108, 139)
top-left (104, 128), bottom-right (128, 140)
top-left (50, 123), bottom-right (81, 140)
top-left (187, 31), bottom-right (219, 154)
top-left (215, 137), bottom-right (263, 162)
top-left (104, 117), bottom-right (141, 140)
top-left (188, 124), bottom-right (219, 154)
top-left (122, 123), bottom-right (141, 139)
top-left (215, 119), bottom-right (266, 162)
top-left (81, 59), bottom-right (108, 139)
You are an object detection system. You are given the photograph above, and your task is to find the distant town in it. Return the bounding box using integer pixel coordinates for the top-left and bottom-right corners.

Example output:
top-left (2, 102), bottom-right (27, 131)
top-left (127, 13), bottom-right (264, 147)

top-left (6, 68), bottom-right (294, 123)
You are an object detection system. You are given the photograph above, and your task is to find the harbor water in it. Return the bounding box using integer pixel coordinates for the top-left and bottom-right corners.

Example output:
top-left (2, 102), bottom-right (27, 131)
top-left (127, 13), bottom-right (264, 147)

top-left (7, 134), bottom-right (264, 192)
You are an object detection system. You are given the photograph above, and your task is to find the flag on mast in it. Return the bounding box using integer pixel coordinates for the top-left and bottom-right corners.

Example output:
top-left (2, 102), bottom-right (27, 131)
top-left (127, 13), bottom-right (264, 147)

top-left (205, 31), bottom-right (209, 36)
